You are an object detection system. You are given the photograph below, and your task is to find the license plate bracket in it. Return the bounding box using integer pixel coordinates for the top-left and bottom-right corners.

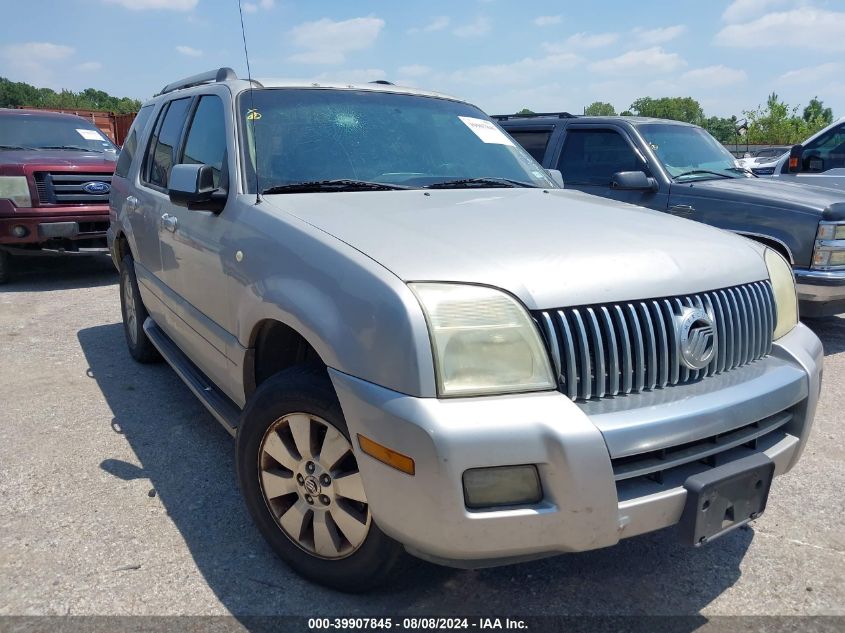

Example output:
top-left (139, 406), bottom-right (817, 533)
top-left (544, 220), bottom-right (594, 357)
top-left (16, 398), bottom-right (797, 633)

top-left (680, 453), bottom-right (775, 546)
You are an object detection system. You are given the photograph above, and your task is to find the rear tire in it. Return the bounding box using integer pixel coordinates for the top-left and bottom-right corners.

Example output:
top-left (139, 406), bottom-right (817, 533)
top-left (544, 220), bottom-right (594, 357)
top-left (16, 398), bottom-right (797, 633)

top-left (0, 250), bottom-right (10, 284)
top-left (236, 366), bottom-right (403, 592)
top-left (119, 254), bottom-right (161, 363)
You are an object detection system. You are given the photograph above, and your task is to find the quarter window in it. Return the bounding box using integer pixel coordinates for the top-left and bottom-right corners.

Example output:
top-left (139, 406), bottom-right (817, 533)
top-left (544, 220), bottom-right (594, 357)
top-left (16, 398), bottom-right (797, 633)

top-left (507, 130), bottom-right (552, 162)
top-left (145, 97), bottom-right (192, 189)
top-left (557, 129), bottom-right (643, 186)
top-left (180, 95), bottom-right (227, 188)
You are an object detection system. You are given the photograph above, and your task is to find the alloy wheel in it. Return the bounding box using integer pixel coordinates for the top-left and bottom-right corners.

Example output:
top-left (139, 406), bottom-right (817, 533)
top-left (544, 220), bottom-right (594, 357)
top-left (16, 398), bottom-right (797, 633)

top-left (258, 413), bottom-right (370, 559)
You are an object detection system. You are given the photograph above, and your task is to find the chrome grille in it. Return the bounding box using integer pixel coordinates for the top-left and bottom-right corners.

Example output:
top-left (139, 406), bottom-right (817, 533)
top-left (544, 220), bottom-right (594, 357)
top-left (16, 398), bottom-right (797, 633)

top-left (34, 172), bottom-right (112, 205)
top-left (535, 281), bottom-right (775, 401)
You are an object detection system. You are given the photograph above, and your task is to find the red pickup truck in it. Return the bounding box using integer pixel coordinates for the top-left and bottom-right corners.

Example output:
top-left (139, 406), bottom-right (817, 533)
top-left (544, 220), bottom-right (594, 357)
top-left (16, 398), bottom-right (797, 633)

top-left (0, 109), bottom-right (118, 283)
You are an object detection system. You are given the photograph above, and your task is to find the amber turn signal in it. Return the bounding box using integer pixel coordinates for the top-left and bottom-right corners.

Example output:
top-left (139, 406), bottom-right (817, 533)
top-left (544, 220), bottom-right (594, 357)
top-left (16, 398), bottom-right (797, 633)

top-left (357, 434), bottom-right (415, 475)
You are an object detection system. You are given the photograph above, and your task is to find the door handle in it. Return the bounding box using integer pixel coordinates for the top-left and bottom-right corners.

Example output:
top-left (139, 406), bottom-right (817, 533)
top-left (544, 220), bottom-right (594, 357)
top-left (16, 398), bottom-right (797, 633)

top-left (670, 204), bottom-right (695, 216)
top-left (161, 213), bottom-right (178, 233)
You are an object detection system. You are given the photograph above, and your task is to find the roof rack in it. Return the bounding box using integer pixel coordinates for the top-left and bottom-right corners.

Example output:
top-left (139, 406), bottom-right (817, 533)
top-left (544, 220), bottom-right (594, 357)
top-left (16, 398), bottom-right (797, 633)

top-left (491, 112), bottom-right (578, 121)
top-left (157, 67), bottom-right (244, 96)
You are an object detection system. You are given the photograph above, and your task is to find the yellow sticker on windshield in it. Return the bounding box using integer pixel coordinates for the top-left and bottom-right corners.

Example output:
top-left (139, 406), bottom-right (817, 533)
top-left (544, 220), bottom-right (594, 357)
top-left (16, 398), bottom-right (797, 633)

top-left (246, 109), bottom-right (261, 121)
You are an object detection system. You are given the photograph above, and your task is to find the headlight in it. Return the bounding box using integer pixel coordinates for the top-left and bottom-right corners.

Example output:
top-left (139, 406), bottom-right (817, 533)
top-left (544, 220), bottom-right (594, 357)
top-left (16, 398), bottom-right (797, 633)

top-left (409, 283), bottom-right (555, 397)
top-left (765, 248), bottom-right (798, 340)
top-left (813, 221), bottom-right (845, 269)
top-left (0, 176), bottom-right (31, 207)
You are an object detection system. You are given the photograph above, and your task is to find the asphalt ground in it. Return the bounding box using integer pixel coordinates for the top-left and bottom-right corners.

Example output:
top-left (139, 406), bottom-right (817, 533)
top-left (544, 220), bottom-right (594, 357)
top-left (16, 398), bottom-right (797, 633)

top-left (1, 255), bottom-right (843, 622)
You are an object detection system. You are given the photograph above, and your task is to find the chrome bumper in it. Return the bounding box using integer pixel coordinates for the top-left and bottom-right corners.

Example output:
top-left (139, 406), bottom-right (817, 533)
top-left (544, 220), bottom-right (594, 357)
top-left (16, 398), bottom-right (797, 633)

top-left (330, 323), bottom-right (822, 568)
top-left (795, 268), bottom-right (845, 316)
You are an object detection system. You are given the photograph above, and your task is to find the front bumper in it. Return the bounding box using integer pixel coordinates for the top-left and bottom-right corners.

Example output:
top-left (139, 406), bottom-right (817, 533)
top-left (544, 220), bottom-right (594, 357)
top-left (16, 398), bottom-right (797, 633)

top-left (0, 211), bottom-right (110, 253)
top-left (330, 323), bottom-right (822, 568)
top-left (795, 268), bottom-right (845, 317)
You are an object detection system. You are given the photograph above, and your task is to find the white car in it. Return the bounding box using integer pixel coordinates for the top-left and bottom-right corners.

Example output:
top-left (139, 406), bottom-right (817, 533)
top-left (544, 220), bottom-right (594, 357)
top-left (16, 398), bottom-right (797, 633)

top-left (770, 117), bottom-right (845, 189)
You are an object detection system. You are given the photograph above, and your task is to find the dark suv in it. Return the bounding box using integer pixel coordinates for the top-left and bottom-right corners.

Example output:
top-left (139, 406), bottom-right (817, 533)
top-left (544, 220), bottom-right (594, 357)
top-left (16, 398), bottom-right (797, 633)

top-left (496, 113), bottom-right (845, 317)
top-left (0, 109), bottom-right (118, 283)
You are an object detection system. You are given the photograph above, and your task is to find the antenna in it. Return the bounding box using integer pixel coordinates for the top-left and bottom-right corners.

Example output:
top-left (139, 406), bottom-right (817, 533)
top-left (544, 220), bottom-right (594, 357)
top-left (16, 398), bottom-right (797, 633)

top-left (237, 0), bottom-right (261, 204)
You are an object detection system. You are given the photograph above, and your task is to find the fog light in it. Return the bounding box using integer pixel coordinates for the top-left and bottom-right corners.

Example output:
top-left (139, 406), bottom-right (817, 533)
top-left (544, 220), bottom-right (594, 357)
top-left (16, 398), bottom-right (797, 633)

top-left (462, 465), bottom-right (542, 509)
top-left (11, 225), bottom-right (28, 238)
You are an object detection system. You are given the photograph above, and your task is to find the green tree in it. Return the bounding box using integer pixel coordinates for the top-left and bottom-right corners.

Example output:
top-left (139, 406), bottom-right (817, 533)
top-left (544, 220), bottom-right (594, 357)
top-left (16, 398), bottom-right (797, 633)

top-left (803, 96), bottom-right (833, 127)
top-left (743, 92), bottom-right (814, 144)
top-left (0, 76), bottom-right (141, 113)
top-left (516, 107), bottom-right (535, 115)
top-left (584, 101), bottom-right (616, 116)
top-left (620, 110), bottom-right (633, 117)
top-left (628, 96), bottom-right (705, 125)
top-left (703, 115), bottom-right (739, 144)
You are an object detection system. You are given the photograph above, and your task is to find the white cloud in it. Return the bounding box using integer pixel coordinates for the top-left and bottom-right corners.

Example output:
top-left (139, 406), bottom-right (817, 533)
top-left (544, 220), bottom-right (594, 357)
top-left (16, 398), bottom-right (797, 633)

top-left (397, 64), bottom-right (432, 77)
top-left (2, 42), bottom-right (74, 61)
top-left (548, 32), bottom-right (618, 51)
top-left (721, 0), bottom-right (790, 23)
top-left (0, 42), bottom-right (75, 86)
top-left (715, 8), bottom-right (845, 50)
top-left (243, 0), bottom-right (274, 13)
top-left (453, 17), bottom-right (491, 38)
top-left (75, 61), bottom-right (103, 72)
top-left (311, 68), bottom-right (387, 84)
top-left (104, 0), bottom-right (198, 10)
top-left (409, 16), bottom-right (450, 33)
top-left (445, 52), bottom-right (581, 87)
top-left (533, 15), bottom-right (562, 27)
top-left (288, 16), bottom-right (385, 64)
top-left (680, 65), bottom-right (747, 87)
top-left (175, 45), bottom-right (202, 57)
top-left (632, 25), bottom-right (686, 45)
top-left (777, 62), bottom-right (844, 84)
top-left (589, 47), bottom-right (686, 74)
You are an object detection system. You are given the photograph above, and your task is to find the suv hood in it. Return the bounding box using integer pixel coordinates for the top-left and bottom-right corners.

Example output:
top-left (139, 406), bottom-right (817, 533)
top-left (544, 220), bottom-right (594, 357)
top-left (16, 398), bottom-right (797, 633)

top-left (679, 177), bottom-right (844, 216)
top-left (264, 188), bottom-right (768, 310)
top-left (0, 149), bottom-right (116, 168)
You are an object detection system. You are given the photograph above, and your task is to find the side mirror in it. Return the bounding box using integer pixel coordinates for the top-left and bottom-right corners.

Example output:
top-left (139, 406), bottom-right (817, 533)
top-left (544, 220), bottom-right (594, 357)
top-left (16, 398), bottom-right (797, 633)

top-left (787, 144), bottom-right (803, 173)
top-left (611, 171), bottom-right (658, 192)
top-left (168, 164), bottom-right (227, 212)
top-left (545, 168), bottom-right (564, 188)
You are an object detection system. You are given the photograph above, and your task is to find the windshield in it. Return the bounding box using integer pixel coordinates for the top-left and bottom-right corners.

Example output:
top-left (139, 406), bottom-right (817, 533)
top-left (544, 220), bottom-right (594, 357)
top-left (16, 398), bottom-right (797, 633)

top-left (0, 114), bottom-right (118, 154)
top-left (638, 123), bottom-right (744, 181)
top-left (238, 89), bottom-right (554, 192)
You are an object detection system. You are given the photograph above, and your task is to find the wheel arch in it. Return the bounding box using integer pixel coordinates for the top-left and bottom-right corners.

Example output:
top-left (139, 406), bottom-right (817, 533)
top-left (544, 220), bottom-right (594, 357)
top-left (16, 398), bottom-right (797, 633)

top-left (736, 231), bottom-right (795, 264)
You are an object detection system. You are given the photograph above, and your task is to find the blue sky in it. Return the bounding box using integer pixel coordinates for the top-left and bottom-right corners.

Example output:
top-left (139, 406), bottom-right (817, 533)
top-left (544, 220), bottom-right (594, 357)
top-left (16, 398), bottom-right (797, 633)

top-left (1, 0), bottom-right (843, 118)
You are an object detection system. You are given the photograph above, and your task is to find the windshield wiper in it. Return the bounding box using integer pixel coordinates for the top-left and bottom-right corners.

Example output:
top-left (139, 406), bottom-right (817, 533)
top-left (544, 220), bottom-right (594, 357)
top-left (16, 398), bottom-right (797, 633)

top-left (0, 144), bottom-right (37, 150)
top-left (37, 145), bottom-right (103, 153)
top-left (424, 177), bottom-right (536, 189)
top-left (262, 179), bottom-right (410, 194)
top-left (673, 169), bottom-right (733, 181)
top-left (726, 166), bottom-right (757, 177)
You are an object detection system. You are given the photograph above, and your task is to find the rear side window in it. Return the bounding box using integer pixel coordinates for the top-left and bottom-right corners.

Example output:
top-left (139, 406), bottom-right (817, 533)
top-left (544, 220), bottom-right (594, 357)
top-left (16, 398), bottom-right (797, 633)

top-left (507, 130), bottom-right (552, 162)
top-left (180, 95), bottom-right (227, 188)
top-left (557, 128), bottom-right (642, 185)
top-left (144, 97), bottom-right (192, 189)
top-left (114, 105), bottom-right (154, 178)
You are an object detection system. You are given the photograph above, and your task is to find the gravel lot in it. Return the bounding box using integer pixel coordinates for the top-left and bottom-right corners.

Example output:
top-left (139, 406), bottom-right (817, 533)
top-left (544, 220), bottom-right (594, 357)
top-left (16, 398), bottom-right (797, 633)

top-left (1, 255), bottom-right (844, 618)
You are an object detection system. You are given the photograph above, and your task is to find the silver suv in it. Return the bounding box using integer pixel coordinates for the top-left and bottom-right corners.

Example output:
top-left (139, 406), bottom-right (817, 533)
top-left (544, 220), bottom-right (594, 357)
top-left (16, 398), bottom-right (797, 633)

top-left (108, 68), bottom-right (822, 591)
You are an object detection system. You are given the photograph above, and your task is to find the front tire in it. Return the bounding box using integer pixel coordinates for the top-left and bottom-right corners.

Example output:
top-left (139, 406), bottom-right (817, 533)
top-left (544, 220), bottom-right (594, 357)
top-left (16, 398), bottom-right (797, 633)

top-left (236, 366), bottom-right (403, 592)
top-left (119, 254), bottom-right (161, 363)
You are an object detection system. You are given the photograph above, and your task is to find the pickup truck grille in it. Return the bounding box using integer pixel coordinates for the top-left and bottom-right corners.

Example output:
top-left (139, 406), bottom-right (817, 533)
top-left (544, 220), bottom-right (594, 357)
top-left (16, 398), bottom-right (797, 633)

top-left (535, 281), bottom-right (775, 401)
top-left (34, 172), bottom-right (112, 205)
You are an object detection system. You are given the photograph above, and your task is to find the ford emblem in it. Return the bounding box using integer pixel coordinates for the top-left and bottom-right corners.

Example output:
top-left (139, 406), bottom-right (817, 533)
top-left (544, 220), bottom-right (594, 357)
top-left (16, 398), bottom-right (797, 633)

top-left (82, 181), bottom-right (111, 195)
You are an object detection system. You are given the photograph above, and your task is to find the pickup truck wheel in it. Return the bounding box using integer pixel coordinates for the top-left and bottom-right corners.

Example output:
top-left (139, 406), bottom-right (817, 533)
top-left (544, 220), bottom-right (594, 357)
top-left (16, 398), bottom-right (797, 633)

top-left (237, 367), bottom-right (403, 592)
top-left (0, 250), bottom-right (10, 284)
top-left (119, 255), bottom-right (161, 363)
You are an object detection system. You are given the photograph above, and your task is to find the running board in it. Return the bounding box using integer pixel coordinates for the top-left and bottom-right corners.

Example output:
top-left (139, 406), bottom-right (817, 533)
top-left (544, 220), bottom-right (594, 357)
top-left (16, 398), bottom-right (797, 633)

top-left (143, 318), bottom-right (240, 437)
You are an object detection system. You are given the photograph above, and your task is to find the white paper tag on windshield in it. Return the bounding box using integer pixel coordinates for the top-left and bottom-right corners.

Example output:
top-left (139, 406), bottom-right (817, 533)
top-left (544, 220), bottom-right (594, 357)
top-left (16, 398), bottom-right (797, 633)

top-left (458, 116), bottom-right (515, 146)
top-left (77, 128), bottom-right (105, 141)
